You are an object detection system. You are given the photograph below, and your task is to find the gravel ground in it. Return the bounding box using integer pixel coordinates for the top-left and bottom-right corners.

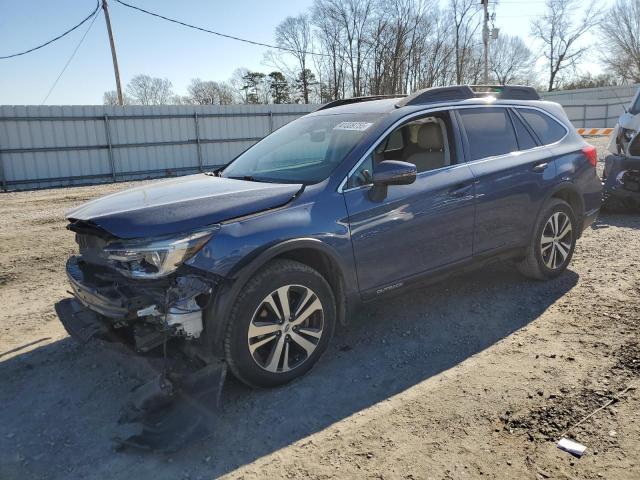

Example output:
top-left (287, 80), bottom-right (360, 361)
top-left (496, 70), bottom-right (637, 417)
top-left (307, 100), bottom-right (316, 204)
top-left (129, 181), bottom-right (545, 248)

top-left (1, 137), bottom-right (639, 480)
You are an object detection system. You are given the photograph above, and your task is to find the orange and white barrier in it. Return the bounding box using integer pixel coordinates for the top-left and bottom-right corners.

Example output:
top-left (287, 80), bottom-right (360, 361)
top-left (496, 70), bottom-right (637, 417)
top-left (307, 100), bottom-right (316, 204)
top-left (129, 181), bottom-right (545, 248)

top-left (576, 128), bottom-right (614, 136)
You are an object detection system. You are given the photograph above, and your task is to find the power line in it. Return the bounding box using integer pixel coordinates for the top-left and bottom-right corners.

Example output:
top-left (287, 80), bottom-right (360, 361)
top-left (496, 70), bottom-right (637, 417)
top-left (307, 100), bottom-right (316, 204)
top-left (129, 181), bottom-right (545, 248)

top-left (41, 11), bottom-right (100, 104)
top-left (113, 0), bottom-right (330, 58)
top-left (0, 1), bottom-right (100, 60)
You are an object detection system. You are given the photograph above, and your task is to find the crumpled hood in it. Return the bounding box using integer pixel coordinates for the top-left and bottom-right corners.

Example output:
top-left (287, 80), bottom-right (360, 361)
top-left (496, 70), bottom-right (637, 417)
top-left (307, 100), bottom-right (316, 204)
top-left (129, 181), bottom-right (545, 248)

top-left (67, 174), bottom-right (303, 239)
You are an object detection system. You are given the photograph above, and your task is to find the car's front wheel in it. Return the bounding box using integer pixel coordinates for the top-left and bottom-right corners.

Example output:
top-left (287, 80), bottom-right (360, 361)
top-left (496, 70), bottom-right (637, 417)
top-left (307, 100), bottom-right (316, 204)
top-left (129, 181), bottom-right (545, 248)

top-left (517, 198), bottom-right (577, 280)
top-left (224, 259), bottom-right (336, 388)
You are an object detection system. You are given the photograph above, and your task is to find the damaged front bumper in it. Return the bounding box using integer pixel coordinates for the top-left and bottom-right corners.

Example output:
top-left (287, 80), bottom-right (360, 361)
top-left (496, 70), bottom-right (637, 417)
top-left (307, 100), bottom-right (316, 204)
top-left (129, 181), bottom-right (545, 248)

top-left (55, 256), bottom-right (228, 452)
top-left (602, 154), bottom-right (640, 211)
top-left (62, 255), bottom-right (217, 352)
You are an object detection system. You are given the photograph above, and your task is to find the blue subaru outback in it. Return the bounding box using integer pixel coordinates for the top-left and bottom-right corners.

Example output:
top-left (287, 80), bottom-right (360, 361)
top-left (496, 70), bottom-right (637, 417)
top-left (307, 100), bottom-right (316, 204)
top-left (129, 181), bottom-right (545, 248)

top-left (56, 85), bottom-right (601, 392)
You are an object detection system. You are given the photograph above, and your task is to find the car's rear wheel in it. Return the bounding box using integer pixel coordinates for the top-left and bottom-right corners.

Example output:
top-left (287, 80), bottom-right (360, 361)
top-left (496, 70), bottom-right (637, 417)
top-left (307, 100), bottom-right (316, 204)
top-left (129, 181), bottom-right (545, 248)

top-left (224, 259), bottom-right (335, 388)
top-left (517, 198), bottom-right (576, 280)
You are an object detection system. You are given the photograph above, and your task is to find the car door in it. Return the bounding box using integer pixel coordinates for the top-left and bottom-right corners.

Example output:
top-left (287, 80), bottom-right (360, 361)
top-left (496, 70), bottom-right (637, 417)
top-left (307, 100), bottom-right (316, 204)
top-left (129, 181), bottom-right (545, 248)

top-left (455, 106), bottom-right (558, 255)
top-left (342, 111), bottom-right (476, 295)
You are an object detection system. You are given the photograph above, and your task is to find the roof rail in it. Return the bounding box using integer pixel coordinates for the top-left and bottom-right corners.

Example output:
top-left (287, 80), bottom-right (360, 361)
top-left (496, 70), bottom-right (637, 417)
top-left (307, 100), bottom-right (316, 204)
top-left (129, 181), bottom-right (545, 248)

top-left (396, 86), bottom-right (475, 107)
top-left (396, 84), bottom-right (541, 108)
top-left (316, 95), bottom-right (406, 112)
top-left (469, 85), bottom-right (541, 100)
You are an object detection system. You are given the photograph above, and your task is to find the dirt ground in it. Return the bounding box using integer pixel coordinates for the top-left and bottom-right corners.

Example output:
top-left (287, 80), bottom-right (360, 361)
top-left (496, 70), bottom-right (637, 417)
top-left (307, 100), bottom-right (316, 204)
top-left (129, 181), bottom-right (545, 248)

top-left (1, 137), bottom-right (639, 480)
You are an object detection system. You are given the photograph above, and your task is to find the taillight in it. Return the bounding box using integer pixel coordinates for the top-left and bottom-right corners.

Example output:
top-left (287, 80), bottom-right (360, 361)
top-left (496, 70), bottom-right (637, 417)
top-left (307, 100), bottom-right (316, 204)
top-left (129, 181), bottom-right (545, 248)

top-left (582, 145), bottom-right (597, 167)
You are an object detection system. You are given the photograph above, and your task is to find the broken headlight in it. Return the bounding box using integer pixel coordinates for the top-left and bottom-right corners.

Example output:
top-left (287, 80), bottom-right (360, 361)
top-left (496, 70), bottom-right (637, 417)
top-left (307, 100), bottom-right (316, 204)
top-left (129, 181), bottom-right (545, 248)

top-left (105, 226), bottom-right (219, 279)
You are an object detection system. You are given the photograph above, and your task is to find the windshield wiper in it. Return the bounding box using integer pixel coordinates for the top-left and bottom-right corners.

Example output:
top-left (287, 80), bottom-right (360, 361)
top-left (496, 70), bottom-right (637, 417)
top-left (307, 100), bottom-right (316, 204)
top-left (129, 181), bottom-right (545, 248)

top-left (226, 175), bottom-right (267, 182)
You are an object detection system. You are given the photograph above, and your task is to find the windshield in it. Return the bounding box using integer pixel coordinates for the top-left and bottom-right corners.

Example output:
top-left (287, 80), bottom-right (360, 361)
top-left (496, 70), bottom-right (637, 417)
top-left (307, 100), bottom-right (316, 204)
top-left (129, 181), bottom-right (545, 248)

top-left (221, 113), bottom-right (380, 184)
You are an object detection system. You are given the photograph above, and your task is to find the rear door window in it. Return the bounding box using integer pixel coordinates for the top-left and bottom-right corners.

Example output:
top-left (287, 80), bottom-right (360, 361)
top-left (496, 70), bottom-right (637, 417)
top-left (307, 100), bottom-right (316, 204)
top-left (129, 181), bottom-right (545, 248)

top-left (517, 108), bottom-right (567, 145)
top-left (458, 108), bottom-right (519, 161)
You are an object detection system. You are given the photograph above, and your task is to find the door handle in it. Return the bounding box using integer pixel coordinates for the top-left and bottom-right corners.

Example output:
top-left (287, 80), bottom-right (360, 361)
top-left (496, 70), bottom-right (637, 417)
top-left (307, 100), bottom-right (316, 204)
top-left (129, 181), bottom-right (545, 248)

top-left (448, 184), bottom-right (473, 198)
top-left (532, 162), bottom-right (549, 172)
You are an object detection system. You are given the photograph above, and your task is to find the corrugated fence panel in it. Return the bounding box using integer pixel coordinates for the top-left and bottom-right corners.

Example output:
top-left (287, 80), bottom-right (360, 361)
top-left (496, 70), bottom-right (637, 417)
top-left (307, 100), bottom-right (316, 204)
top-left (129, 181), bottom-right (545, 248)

top-left (540, 85), bottom-right (638, 128)
top-left (0, 104), bottom-right (315, 190)
top-left (558, 99), bottom-right (629, 128)
top-left (540, 84), bottom-right (639, 102)
top-left (0, 105), bottom-right (113, 189)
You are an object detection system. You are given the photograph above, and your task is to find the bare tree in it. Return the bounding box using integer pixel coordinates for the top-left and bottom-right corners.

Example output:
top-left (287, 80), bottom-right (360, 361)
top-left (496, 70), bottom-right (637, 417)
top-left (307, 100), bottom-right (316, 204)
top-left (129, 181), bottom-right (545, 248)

top-left (599, 0), bottom-right (640, 83)
top-left (229, 68), bottom-right (251, 103)
top-left (170, 95), bottom-right (194, 105)
top-left (450, 0), bottom-right (481, 85)
top-left (366, 0), bottom-right (429, 95)
top-left (411, 7), bottom-right (456, 89)
top-left (187, 78), bottom-right (234, 105)
top-left (562, 72), bottom-right (620, 89)
top-left (275, 14), bottom-right (313, 103)
top-left (101, 1), bottom-right (565, 106)
top-left (313, 0), bottom-right (375, 97)
top-left (103, 90), bottom-right (130, 105)
top-left (125, 74), bottom-right (174, 105)
top-left (531, 0), bottom-right (602, 91)
top-left (490, 34), bottom-right (536, 84)
top-left (312, 1), bottom-right (347, 100)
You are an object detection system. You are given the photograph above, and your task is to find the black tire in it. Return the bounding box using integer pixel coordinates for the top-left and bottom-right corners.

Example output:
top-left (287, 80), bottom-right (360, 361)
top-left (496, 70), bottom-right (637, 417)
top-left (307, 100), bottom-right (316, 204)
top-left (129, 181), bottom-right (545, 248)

top-left (223, 259), bottom-right (336, 388)
top-left (517, 198), bottom-right (577, 280)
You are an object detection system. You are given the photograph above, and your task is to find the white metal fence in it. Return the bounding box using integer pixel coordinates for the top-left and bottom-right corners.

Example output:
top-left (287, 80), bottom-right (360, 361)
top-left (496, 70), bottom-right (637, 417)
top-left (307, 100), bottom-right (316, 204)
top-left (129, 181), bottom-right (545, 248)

top-left (1, 85), bottom-right (638, 191)
top-left (0, 104), bottom-right (315, 190)
top-left (540, 84), bottom-right (639, 128)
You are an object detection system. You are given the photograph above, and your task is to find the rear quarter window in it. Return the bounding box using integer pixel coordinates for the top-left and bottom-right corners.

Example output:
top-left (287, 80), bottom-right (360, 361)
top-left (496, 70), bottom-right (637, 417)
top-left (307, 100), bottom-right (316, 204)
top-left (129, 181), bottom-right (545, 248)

top-left (458, 108), bottom-right (519, 161)
top-left (518, 109), bottom-right (567, 145)
top-left (509, 111), bottom-right (538, 150)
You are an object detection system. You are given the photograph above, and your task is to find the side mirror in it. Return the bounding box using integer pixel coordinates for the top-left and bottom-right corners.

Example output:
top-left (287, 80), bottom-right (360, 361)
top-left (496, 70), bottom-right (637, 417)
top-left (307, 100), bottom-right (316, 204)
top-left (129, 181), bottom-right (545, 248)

top-left (369, 160), bottom-right (417, 201)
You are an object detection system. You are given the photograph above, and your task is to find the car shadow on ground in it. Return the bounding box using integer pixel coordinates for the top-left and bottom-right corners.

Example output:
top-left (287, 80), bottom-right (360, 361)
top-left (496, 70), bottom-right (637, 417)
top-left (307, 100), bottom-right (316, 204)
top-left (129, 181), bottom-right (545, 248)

top-left (0, 263), bottom-right (578, 479)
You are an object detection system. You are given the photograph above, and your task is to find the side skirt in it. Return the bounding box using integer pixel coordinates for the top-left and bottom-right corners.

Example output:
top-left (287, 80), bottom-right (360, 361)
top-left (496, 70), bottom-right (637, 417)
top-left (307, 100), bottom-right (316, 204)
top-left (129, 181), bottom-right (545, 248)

top-left (359, 247), bottom-right (525, 302)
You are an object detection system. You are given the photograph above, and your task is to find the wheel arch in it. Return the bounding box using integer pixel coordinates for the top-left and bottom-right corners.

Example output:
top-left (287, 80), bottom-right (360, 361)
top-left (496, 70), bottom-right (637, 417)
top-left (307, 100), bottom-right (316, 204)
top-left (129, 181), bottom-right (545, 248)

top-left (204, 238), bottom-right (352, 357)
top-left (548, 183), bottom-right (584, 235)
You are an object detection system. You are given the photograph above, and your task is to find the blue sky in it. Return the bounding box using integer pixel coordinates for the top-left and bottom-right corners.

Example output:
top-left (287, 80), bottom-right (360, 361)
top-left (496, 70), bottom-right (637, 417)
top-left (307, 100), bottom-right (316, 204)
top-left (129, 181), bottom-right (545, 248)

top-left (0, 0), bottom-right (609, 105)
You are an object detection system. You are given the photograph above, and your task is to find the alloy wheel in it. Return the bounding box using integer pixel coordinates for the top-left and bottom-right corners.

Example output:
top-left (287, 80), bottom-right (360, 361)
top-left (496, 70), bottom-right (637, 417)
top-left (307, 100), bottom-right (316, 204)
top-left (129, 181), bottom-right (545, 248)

top-left (247, 284), bottom-right (324, 373)
top-left (540, 211), bottom-right (573, 270)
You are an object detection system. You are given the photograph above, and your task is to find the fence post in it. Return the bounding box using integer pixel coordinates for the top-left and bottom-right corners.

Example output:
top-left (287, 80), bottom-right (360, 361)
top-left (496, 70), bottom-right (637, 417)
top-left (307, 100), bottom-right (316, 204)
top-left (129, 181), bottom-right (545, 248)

top-left (104, 114), bottom-right (116, 182)
top-left (582, 105), bottom-right (587, 128)
top-left (0, 148), bottom-right (6, 192)
top-left (604, 104), bottom-right (609, 127)
top-left (268, 110), bottom-right (274, 133)
top-left (194, 112), bottom-right (203, 171)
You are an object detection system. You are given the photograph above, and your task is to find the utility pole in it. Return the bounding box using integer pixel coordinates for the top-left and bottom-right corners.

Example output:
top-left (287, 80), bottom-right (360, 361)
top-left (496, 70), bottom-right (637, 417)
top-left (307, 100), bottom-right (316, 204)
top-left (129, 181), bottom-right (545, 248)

top-left (102, 0), bottom-right (124, 105)
top-left (482, 0), bottom-right (489, 84)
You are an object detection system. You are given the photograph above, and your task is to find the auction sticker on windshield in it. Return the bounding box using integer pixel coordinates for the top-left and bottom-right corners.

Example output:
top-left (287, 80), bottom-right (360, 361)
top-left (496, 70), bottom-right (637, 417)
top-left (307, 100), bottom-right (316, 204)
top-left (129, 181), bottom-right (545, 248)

top-left (334, 122), bottom-right (373, 131)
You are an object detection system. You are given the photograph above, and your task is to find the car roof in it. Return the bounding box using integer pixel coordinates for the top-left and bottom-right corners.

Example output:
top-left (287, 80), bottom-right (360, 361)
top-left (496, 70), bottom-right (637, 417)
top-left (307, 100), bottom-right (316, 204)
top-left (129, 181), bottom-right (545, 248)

top-left (309, 85), bottom-right (556, 118)
top-left (309, 96), bottom-right (560, 117)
